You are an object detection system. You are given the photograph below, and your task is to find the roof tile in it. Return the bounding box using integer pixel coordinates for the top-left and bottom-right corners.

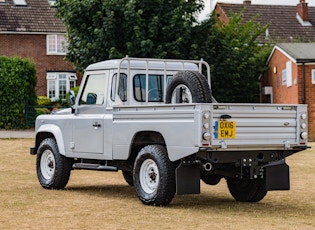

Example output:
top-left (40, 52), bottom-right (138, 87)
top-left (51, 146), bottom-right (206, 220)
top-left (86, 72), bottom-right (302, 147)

top-left (216, 3), bottom-right (315, 42)
top-left (0, 0), bottom-right (65, 33)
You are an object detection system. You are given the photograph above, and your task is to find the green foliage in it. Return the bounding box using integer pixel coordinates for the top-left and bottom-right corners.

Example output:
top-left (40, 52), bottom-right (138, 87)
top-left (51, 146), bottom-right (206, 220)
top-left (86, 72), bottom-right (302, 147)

top-left (71, 86), bottom-right (80, 96)
top-left (35, 108), bottom-right (51, 117)
top-left (56, 1), bottom-right (270, 103)
top-left (36, 96), bottom-right (52, 106)
top-left (0, 56), bottom-right (36, 128)
top-left (56, 0), bottom-right (204, 72)
top-left (193, 11), bottom-right (272, 102)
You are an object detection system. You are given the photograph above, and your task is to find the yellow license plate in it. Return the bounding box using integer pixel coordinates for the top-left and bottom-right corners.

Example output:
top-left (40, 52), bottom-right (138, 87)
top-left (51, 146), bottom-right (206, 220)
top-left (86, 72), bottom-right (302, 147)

top-left (218, 121), bottom-right (236, 138)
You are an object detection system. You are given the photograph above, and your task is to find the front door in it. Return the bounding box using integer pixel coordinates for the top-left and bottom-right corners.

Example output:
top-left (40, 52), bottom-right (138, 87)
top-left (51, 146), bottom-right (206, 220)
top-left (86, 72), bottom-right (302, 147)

top-left (72, 72), bottom-right (109, 156)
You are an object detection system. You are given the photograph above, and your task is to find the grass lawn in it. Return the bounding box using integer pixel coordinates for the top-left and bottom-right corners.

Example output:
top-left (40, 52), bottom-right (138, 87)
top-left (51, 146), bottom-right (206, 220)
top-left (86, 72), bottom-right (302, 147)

top-left (0, 139), bottom-right (314, 229)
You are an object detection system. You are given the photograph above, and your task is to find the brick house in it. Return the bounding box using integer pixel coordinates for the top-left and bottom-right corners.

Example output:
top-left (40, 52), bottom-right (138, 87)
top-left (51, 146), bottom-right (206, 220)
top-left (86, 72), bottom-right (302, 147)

top-left (0, 0), bottom-right (78, 101)
top-left (214, 0), bottom-right (315, 42)
top-left (214, 1), bottom-right (315, 140)
top-left (261, 43), bottom-right (315, 141)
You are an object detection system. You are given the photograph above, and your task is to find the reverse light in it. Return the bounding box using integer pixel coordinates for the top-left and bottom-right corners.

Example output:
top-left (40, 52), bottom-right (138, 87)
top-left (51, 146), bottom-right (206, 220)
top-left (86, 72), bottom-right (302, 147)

top-left (300, 132), bottom-right (308, 140)
top-left (203, 132), bottom-right (211, 140)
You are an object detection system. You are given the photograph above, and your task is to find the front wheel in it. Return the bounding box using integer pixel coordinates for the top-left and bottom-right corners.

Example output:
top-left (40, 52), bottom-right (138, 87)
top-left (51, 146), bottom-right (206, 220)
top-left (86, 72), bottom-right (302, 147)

top-left (122, 170), bottom-right (134, 186)
top-left (226, 177), bottom-right (267, 202)
top-left (133, 145), bottom-right (175, 206)
top-left (36, 138), bottom-right (73, 189)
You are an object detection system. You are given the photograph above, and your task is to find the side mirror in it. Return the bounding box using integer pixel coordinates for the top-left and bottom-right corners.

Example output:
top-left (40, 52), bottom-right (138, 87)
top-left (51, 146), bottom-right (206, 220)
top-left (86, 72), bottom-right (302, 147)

top-left (69, 90), bottom-right (76, 114)
top-left (69, 90), bottom-right (76, 106)
top-left (87, 93), bottom-right (97, 104)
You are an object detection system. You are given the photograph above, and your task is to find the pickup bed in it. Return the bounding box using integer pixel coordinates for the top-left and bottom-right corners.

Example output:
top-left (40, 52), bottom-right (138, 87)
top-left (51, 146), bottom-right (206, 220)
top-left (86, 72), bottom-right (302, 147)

top-left (31, 57), bottom-right (308, 206)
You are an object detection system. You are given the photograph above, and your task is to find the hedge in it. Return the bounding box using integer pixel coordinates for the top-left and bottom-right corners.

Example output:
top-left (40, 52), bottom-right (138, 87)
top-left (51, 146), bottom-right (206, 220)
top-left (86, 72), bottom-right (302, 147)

top-left (0, 56), bottom-right (36, 129)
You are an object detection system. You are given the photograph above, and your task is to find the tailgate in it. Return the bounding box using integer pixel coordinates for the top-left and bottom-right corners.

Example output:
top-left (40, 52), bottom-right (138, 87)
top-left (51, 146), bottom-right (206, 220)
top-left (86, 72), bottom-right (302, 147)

top-left (210, 103), bottom-right (308, 150)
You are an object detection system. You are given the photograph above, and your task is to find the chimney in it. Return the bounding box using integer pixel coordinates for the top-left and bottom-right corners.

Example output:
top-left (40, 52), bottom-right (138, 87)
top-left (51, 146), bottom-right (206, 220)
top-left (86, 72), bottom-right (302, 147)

top-left (243, 0), bottom-right (251, 4)
top-left (297, 0), bottom-right (309, 22)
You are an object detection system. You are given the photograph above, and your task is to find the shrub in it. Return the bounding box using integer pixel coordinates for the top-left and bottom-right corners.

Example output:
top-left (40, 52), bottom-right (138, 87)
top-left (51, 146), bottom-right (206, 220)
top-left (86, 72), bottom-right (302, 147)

top-left (0, 56), bottom-right (36, 129)
top-left (36, 96), bottom-right (52, 107)
top-left (35, 108), bottom-right (51, 117)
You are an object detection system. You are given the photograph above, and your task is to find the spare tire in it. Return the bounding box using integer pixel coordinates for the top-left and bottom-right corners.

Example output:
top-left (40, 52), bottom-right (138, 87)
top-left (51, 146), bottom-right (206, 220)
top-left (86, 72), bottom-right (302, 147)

top-left (165, 71), bottom-right (212, 103)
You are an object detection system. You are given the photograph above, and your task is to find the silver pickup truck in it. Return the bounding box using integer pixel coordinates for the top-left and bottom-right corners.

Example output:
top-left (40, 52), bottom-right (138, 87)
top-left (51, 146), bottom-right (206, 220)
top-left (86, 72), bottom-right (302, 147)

top-left (30, 57), bottom-right (308, 206)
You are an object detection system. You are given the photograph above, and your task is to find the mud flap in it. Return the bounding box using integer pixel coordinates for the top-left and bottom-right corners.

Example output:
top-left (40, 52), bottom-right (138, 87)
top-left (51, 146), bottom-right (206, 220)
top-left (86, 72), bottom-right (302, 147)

top-left (175, 164), bottom-right (200, 195)
top-left (265, 163), bottom-right (290, 191)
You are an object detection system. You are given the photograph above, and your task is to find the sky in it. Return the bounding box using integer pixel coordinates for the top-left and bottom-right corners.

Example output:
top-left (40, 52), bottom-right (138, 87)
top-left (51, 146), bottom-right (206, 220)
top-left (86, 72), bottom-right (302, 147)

top-left (199, 0), bottom-right (315, 20)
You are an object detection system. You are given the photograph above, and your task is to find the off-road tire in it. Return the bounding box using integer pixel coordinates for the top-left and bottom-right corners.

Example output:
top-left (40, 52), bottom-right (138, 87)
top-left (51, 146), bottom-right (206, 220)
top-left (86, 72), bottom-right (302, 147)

top-left (165, 71), bottom-right (212, 103)
top-left (122, 170), bottom-right (134, 186)
top-left (133, 145), bottom-right (175, 206)
top-left (226, 177), bottom-right (267, 202)
top-left (36, 138), bottom-right (73, 189)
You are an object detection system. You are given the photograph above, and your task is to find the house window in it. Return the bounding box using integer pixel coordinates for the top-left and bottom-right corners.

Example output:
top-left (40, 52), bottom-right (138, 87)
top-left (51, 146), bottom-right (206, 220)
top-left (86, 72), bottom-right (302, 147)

top-left (13, 0), bottom-right (27, 6)
top-left (286, 61), bottom-right (292, 87)
top-left (312, 70), bottom-right (315, 84)
top-left (47, 34), bottom-right (67, 55)
top-left (46, 72), bottom-right (77, 101)
top-left (282, 69), bottom-right (287, 86)
top-left (47, 0), bottom-right (56, 6)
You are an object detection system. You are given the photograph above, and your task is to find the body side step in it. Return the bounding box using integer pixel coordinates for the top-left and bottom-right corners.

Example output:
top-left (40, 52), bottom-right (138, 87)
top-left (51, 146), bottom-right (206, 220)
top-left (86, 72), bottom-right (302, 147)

top-left (72, 163), bottom-right (118, 171)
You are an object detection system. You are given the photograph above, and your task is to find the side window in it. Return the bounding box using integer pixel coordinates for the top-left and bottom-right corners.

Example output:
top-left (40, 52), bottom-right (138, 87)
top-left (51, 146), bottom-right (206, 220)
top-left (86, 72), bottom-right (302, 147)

top-left (111, 74), bottom-right (117, 101)
top-left (111, 73), bottom-right (127, 102)
top-left (133, 74), bottom-right (172, 102)
top-left (79, 74), bottom-right (107, 105)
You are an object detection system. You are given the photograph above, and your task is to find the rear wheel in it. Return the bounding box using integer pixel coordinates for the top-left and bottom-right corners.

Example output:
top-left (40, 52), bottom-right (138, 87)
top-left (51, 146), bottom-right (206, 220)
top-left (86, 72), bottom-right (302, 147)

top-left (133, 145), bottom-right (175, 206)
top-left (36, 138), bottom-right (72, 189)
top-left (226, 177), bottom-right (267, 202)
top-left (165, 71), bottom-right (212, 104)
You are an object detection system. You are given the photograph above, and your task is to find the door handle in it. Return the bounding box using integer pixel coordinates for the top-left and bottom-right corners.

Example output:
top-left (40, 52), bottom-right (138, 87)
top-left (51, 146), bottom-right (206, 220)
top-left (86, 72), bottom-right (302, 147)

top-left (92, 122), bottom-right (101, 128)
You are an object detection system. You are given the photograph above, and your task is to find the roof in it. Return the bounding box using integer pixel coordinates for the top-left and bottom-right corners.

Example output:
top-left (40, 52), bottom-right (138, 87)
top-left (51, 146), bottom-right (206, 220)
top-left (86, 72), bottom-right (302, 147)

top-left (270, 43), bottom-right (315, 63)
top-left (215, 3), bottom-right (315, 42)
top-left (0, 0), bottom-right (65, 33)
top-left (86, 59), bottom-right (199, 71)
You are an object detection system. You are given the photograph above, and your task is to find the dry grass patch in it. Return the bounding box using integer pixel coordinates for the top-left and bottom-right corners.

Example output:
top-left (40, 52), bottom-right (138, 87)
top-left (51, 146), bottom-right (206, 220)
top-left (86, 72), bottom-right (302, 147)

top-left (0, 139), bottom-right (314, 229)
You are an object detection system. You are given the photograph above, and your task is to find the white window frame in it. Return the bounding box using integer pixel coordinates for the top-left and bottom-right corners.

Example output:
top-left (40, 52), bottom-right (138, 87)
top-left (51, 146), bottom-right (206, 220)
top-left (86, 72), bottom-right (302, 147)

top-left (48, 0), bottom-right (56, 6)
top-left (46, 34), bottom-right (67, 55)
top-left (286, 61), bottom-right (292, 87)
top-left (312, 70), bottom-right (315, 84)
top-left (13, 0), bottom-right (27, 6)
top-left (46, 72), bottom-right (77, 101)
top-left (282, 69), bottom-right (287, 86)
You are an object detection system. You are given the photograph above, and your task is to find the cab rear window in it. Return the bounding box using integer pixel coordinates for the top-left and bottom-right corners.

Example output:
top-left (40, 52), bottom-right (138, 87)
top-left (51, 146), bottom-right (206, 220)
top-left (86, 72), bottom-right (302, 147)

top-left (133, 74), bottom-right (172, 102)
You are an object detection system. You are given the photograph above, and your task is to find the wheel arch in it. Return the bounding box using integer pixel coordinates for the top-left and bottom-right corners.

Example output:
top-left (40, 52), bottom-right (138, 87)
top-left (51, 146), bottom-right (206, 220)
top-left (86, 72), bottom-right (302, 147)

top-left (128, 131), bottom-right (166, 165)
top-left (35, 124), bottom-right (66, 156)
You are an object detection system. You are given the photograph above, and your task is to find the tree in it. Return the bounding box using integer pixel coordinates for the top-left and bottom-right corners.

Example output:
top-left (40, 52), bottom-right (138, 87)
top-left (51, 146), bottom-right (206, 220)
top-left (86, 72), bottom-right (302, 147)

top-left (56, 0), bottom-right (204, 72)
top-left (200, 11), bottom-right (272, 103)
top-left (56, 1), bottom-right (270, 102)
